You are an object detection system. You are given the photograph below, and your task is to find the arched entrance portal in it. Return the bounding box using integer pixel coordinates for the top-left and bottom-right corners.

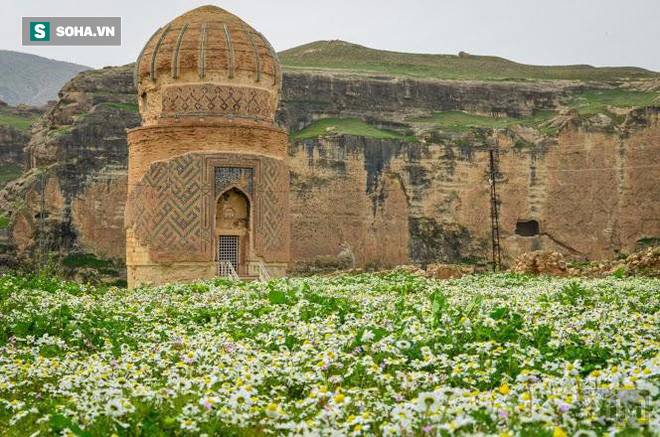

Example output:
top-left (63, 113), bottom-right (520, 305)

top-left (216, 188), bottom-right (250, 276)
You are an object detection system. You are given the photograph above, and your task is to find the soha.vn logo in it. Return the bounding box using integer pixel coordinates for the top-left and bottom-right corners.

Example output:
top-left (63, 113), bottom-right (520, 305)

top-left (30, 21), bottom-right (116, 40)
top-left (29, 22), bottom-right (50, 41)
top-left (23, 17), bottom-right (121, 46)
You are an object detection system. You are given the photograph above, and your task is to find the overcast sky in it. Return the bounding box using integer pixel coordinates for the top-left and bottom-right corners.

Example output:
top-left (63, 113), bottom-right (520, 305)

top-left (2, 0), bottom-right (659, 71)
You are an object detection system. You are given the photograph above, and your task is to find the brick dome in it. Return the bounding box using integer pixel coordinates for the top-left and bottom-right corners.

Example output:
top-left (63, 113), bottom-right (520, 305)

top-left (134, 5), bottom-right (282, 126)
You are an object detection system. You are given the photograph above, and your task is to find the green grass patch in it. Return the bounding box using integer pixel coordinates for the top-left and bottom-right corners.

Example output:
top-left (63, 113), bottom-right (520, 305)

top-left (291, 117), bottom-right (413, 141)
top-left (280, 41), bottom-right (660, 82)
top-left (410, 111), bottom-right (510, 131)
top-left (637, 237), bottom-right (660, 248)
top-left (410, 110), bottom-right (558, 135)
top-left (568, 89), bottom-right (660, 116)
top-left (0, 164), bottom-right (23, 189)
top-left (62, 253), bottom-right (114, 270)
top-left (102, 102), bottom-right (139, 112)
top-left (0, 215), bottom-right (9, 230)
top-left (0, 111), bottom-right (38, 133)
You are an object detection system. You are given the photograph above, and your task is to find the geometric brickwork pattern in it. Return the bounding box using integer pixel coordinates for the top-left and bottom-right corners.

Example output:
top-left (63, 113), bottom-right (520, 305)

top-left (215, 167), bottom-right (254, 198)
top-left (126, 154), bottom-right (213, 262)
top-left (162, 85), bottom-right (274, 120)
top-left (258, 158), bottom-right (289, 256)
top-left (127, 152), bottom-right (290, 264)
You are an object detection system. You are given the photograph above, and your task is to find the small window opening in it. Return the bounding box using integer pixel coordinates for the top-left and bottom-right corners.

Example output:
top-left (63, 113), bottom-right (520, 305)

top-left (141, 92), bottom-right (148, 111)
top-left (515, 220), bottom-right (540, 237)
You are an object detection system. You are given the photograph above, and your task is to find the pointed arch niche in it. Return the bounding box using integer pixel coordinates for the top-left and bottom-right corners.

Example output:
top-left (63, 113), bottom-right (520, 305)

top-left (215, 187), bottom-right (252, 275)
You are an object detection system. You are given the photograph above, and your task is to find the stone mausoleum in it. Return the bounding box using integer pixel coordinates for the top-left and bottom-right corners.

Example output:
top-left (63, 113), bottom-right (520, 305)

top-left (126, 5), bottom-right (290, 287)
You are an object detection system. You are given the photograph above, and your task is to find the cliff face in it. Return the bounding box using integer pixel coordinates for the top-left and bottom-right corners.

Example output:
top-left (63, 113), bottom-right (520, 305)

top-left (1, 66), bottom-right (138, 262)
top-left (0, 126), bottom-right (28, 168)
top-left (0, 102), bottom-right (43, 168)
top-left (278, 71), bottom-right (587, 129)
top-left (289, 111), bottom-right (659, 268)
top-left (1, 65), bottom-right (658, 275)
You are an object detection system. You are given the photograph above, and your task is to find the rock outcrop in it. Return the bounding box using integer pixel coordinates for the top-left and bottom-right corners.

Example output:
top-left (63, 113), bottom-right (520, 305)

top-left (279, 71), bottom-right (589, 129)
top-left (0, 66), bottom-right (139, 266)
top-left (1, 64), bottom-right (659, 278)
top-left (0, 101), bottom-right (43, 168)
top-left (512, 251), bottom-right (569, 276)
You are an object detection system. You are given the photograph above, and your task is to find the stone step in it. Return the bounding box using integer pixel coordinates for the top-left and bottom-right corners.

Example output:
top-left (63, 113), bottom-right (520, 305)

top-left (239, 276), bottom-right (260, 282)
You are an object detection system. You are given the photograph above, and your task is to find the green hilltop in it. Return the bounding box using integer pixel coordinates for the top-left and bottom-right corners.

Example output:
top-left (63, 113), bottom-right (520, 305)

top-left (279, 40), bottom-right (660, 82)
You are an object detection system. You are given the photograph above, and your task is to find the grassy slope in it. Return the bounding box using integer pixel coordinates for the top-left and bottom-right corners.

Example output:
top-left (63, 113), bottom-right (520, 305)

top-left (0, 108), bottom-right (39, 132)
top-left (284, 41), bottom-right (660, 140)
top-left (567, 88), bottom-right (660, 116)
top-left (0, 164), bottom-right (23, 188)
top-left (280, 41), bottom-right (660, 82)
top-left (291, 118), bottom-right (413, 141)
top-left (409, 110), bottom-right (557, 132)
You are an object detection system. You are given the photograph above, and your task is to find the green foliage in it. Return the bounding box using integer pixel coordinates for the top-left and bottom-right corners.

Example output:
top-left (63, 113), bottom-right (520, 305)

top-left (102, 101), bottom-right (139, 112)
top-left (0, 110), bottom-right (38, 132)
top-left (409, 111), bottom-right (512, 131)
top-left (429, 290), bottom-right (447, 327)
top-left (409, 110), bottom-right (558, 137)
top-left (0, 272), bottom-right (658, 435)
top-left (0, 214), bottom-right (9, 230)
top-left (62, 253), bottom-right (113, 269)
top-left (637, 237), bottom-right (660, 248)
top-left (291, 117), bottom-right (414, 141)
top-left (267, 288), bottom-right (289, 305)
top-left (0, 164), bottom-right (23, 189)
top-left (612, 268), bottom-right (627, 279)
top-left (280, 41), bottom-right (660, 82)
top-left (555, 281), bottom-right (593, 306)
top-left (568, 88), bottom-right (660, 116)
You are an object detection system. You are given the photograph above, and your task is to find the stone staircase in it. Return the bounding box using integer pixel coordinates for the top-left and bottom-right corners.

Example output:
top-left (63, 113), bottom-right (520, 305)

top-left (239, 275), bottom-right (260, 282)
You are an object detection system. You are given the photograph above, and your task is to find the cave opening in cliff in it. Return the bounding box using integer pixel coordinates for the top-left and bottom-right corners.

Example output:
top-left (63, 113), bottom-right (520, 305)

top-left (516, 220), bottom-right (540, 237)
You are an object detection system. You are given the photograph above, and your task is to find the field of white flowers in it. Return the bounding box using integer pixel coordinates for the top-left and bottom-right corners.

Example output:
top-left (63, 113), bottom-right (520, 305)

top-left (0, 272), bottom-right (658, 436)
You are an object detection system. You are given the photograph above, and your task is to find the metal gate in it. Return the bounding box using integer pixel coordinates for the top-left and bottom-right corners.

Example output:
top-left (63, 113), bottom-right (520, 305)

top-left (218, 235), bottom-right (239, 275)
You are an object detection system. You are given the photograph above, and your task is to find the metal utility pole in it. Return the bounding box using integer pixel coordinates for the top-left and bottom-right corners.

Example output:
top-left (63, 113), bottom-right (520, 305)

top-left (489, 149), bottom-right (502, 271)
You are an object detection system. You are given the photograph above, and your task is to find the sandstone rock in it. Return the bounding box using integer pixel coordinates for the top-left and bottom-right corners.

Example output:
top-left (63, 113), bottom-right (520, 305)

top-left (588, 113), bottom-right (613, 128)
top-left (512, 251), bottom-right (568, 276)
top-left (395, 265), bottom-right (426, 276)
top-left (395, 263), bottom-right (483, 280)
top-left (0, 103), bottom-right (43, 169)
top-left (279, 71), bottom-right (584, 127)
top-left (624, 247), bottom-right (660, 275)
top-left (2, 65), bottom-right (139, 263)
top-left (425, 263), bottom-right (477, 280)
top-left (509, 125), bottom-right (542, 145)
top-left (0, 63), bottom-right (658, 279)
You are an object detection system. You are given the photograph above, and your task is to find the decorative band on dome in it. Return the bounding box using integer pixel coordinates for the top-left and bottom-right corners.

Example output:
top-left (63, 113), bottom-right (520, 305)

top-left (161, 84), bottom-right (275, 120)
top-left (256, 31), bottom-right (280, 86)
top-left (151, 24), bottom-right (172, 81)
top-left (244, 26), bottom-right (261, 82)
top-left (199, 24), bottom-right (207, 78)
top-left (134, 28), bottom-right (161, 87)
top-left (222, 24), bottom-right (235, 79)
top-left (172, 24), bottom-right (188, 79)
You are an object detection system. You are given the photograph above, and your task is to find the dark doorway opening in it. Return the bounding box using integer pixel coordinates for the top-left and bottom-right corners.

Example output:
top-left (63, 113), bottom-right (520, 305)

top-left (216, 188), bottom-right (250, 276)
top-left (516, 220), bottom-right (540, 237)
